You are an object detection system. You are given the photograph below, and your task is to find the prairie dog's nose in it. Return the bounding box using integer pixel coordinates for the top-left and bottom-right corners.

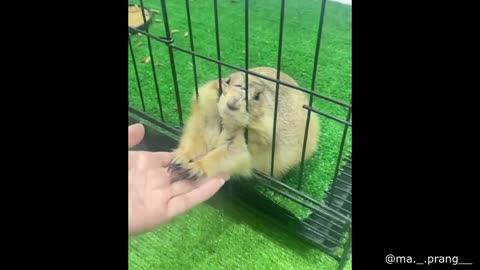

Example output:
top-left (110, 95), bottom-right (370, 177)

top-left (227, 102), bottom-right (239, 111)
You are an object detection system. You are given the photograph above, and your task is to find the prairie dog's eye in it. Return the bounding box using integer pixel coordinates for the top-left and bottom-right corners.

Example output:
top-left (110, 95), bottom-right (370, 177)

top-left (254, 92), bottom-right (261, 100)
top-left (225, 77), bottom-right (231, 85)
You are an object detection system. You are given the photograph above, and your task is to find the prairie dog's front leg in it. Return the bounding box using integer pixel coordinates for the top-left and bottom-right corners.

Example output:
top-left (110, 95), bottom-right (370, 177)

top-left (181, 130), bottom-right (252, 180)
top-left (168, 113), bottom-right (221, 180)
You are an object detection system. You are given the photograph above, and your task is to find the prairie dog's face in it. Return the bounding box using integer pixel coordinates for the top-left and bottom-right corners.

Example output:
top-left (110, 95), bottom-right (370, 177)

top-left (217, 72), bottom-right (268, 123)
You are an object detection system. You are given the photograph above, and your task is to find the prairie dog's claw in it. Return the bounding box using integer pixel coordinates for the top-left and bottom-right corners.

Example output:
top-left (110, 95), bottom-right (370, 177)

top-left (167, 162), bottom-right (175, 174)
top-left (175, 168), bottom-right (192, 180)
top-left (167, 153), bottom-right (206, 182)
top-left (168, 160), bottom-right (198, 182)
top-left (170, 168), bottom-right (199, 182)
top-left (167, 159), bottom-right (181, 172)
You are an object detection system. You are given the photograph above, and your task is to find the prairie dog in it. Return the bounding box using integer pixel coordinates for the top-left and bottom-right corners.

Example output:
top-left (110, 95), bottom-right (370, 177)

top-left (168, 67), bottom-right (320, 181)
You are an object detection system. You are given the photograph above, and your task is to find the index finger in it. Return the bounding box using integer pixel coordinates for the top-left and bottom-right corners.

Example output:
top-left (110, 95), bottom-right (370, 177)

top-left (166, 178), bottom-right (225, 219)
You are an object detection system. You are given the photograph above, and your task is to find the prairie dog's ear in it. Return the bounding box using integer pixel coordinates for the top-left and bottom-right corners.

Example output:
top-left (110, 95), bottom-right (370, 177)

top-left (211, 77), bottom-right (230, 88)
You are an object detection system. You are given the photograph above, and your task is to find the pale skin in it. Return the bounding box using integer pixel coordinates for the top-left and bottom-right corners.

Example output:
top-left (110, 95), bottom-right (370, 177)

top-left (128, 123), bottom-right (228, 236)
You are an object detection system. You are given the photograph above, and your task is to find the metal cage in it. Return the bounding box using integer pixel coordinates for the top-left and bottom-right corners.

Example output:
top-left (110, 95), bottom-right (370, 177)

top-left (128, 0), bottom-right (351, 269)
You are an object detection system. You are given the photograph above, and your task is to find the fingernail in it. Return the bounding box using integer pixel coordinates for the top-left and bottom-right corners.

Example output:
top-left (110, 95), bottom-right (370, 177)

top-left (217, 173), bottom-right (230, 180)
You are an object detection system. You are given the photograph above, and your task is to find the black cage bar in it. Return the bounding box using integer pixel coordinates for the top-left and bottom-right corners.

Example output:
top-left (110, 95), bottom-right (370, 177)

top-left (128, 0), bottom-right (352, 269)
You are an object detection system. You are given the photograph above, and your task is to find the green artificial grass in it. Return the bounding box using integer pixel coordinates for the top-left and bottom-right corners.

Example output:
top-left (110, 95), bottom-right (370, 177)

top-left (129, 190), bottom-right (352, 270)
top-left (129, 0), bottom-right (351, 268)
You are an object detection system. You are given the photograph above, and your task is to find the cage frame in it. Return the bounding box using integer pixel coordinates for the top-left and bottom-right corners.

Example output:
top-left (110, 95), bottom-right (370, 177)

top-left (128, 0), bottom-right (352, 269)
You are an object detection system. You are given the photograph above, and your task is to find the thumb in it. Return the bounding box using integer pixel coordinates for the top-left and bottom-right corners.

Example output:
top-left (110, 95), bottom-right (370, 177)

top-left (129, 123), bottom-right (145, 149)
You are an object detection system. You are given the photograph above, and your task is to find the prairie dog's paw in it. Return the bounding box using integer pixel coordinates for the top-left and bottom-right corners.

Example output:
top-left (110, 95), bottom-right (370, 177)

top-left (169, 156), bottom-right (220, 182)
top-left (167, 151), bottom-right (206, 182)
top-left (168, 153), bottom-right (191, 180)
top-left (168, 159), bottom-right (207, 182)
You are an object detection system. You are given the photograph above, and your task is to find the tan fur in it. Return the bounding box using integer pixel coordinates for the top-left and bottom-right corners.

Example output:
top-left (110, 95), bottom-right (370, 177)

top-left (169, 67), bottom-right (320, 181)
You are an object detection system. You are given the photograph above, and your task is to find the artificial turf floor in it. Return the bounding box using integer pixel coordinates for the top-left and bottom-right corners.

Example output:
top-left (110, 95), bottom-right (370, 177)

top-left (129, 0), bottom-right (351, 268)
top-left (128, 184), bottom-right (352, 270)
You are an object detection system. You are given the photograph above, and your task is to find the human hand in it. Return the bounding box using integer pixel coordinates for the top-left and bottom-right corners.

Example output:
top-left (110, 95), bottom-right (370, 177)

top-left (128, 123), bottom-right (227, 236)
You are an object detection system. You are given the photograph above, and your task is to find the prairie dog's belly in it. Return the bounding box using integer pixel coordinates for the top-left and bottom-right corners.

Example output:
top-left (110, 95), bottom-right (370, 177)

top-left (249, 143), bottom-right (300, 176)
top-left (251, 150), bottom-right (272, 175)
top-left (204, 118), bottom-right (222, 150)
top-left (247, 116), bottom-right (317, 176)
